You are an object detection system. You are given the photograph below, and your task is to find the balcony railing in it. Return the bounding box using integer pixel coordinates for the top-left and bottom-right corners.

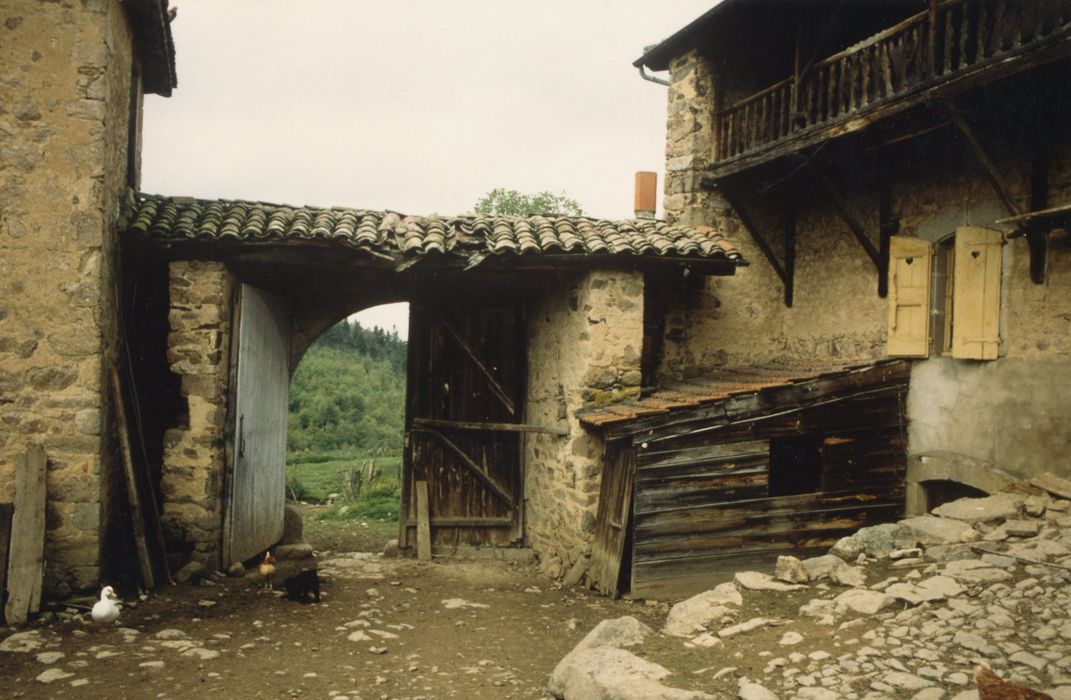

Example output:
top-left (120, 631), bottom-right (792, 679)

top-left (715, 0), bottom-right (1071, 168)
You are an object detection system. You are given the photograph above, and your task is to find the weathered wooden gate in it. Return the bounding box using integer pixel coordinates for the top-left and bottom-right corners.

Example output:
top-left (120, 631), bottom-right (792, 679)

top-left (223, 284), bottom-right (291, 566)
top-left (400, 304), bottom-right (526, 549)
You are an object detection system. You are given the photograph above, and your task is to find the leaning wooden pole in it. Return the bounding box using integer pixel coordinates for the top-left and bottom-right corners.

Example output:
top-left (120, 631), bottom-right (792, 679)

top-left (111, 367), bottom-right (155, 590)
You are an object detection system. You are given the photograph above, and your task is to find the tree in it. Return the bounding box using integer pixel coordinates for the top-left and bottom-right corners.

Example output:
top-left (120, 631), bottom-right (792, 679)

top-left (474, 188), bottom-right (584, 217)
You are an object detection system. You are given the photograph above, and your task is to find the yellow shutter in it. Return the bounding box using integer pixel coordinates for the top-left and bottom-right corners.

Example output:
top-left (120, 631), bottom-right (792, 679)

top-left (887, 236), bottom-right (933, 357)
top-left (951, 226), bottom-right (1003, 360)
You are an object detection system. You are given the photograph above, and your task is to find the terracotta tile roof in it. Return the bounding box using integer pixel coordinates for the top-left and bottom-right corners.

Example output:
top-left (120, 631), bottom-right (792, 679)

top-left (124, 193), bottom-right (743, 268)
top-left (577, 360), bottom-right (909, 431)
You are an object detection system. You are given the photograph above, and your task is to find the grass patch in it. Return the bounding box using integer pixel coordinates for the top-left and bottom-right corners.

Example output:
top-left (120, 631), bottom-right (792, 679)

top-left (286, 453), bottom-right (401, 503)
top-left (315, 475), bottom-right (401, 523)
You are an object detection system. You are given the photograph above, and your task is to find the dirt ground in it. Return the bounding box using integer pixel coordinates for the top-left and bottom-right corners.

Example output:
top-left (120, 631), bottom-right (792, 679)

top-left (0, 506), bottom-right (912, 700)
top-left (0, 507), bottom-right (671, 700)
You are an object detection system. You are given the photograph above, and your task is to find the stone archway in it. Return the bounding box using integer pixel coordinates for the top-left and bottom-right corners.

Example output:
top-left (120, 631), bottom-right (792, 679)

top-left (905, 451), bottom-right (1016, 516)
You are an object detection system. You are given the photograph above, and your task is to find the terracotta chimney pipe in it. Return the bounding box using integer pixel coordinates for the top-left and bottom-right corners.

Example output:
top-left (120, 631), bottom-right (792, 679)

top-left (634, 171), bottom-right (657, 220)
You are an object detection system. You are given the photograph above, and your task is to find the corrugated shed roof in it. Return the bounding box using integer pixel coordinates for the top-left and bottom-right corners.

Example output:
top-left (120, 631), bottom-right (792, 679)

top-left (124, 193), bottom-right (743, 268)
top-left (577, 360), bottom-right (908, 430)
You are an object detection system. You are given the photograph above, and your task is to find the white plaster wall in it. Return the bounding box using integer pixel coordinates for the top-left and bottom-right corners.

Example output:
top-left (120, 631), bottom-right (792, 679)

top-left (908, 357), bottom-right (1071, 481)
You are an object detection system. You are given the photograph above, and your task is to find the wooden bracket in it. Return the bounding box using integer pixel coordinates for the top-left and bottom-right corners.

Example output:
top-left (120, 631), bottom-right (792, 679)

top-left (811, 166), bottom-right (882, 273)
top-left (987, 136), bottom-right (1059, 285)
top-left (877, 184), bottom-right (898, 298)
top-left (782, 204), bottom-right (796, 308)
top-left (947, 100), bottom-right (1023, 219)
top-left (721, 188), bottom-right (794, 308)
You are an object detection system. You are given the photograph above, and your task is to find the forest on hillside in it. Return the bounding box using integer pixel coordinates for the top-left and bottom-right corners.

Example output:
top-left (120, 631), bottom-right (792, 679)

top-left (287, 319), bottom-right (407, 457)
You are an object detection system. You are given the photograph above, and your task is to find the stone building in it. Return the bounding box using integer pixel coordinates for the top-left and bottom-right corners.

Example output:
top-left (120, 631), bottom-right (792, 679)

top-left (1, 0), bottom-right (175, 596)
top-left (3, 0), bottom-right (746, 599)
top-left (5, 0), bottom-right (1071, 606)
top-left (580, 0), bottom-right (1071, 596)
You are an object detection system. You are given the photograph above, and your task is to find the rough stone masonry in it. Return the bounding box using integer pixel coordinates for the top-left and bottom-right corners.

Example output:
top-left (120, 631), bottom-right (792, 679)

top-left (1, 0), bottom-right (140, 595)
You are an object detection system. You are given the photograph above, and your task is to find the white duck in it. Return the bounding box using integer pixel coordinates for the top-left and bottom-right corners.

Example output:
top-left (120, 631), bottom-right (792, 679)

top-left (91, 586), bottom-right (120, 624)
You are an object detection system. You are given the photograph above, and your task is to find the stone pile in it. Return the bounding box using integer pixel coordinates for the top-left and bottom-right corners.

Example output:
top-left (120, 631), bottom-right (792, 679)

top-left (549, 475), bottom-right (1071, 700)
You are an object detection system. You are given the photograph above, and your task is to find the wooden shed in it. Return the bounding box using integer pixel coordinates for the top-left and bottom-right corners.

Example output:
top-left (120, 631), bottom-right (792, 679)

top-left (580, 360), bottom-right (911, 600)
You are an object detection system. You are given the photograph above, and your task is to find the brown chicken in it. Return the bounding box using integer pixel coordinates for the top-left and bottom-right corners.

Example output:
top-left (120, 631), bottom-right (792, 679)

top-left (975, 664), bottom-right (1054, 700)
top-left (258, 551), bottom-right (277, 591)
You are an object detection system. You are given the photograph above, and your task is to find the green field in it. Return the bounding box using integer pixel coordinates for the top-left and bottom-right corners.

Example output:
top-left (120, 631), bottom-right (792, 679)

top-left (286, 451), bottom-right (403, 523)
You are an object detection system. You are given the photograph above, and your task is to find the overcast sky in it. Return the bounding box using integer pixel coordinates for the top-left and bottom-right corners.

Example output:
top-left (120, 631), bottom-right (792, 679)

top-left (141, 0), bottom-right (712, 337)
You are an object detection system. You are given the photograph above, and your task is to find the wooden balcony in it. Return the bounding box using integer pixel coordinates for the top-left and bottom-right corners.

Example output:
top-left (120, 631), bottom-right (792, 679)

top-left (712, 0), bottom-right (1071, 179)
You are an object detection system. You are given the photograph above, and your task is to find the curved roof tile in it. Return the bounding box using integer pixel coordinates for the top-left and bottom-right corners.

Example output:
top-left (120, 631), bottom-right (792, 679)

top-left (124, 193), bottom-right (743, 266)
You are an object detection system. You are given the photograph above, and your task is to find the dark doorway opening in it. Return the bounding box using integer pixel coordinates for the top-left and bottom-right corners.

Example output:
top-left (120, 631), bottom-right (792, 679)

top-left (769, 435), bottom-right (822, 497)
top-left (922, 479), bottom-right (988, 512)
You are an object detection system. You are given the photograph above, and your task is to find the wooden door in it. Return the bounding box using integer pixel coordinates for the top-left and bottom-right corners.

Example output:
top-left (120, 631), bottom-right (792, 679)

top-left (401, 304), bottom-right (526, 550)
top-left (223, 285), bottom-right (291, 566)
top-left (590, 444), bottom-right (635, 598)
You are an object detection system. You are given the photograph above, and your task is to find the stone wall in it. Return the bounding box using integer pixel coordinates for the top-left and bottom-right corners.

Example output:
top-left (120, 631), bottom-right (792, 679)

top-left (161, 261), bottom-right (235, 569)
top-left (0, 0), bottom-right (136, 594)
top-left (524, 269), bottom-right (644, 578)
top-left (661, 51), bottom-right (1071, 482)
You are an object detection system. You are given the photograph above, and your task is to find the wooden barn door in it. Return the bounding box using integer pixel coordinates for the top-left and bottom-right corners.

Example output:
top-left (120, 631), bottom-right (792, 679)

top-left (401, 304), bottom-right (526, 550)
top-left (223, 285), bottom-right (291, 567)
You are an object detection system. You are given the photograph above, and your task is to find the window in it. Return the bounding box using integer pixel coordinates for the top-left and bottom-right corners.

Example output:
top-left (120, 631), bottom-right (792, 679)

top-left (887, 228), bottom-right (1003, 360)
top-left (769, 435), bottom-right (822, 497)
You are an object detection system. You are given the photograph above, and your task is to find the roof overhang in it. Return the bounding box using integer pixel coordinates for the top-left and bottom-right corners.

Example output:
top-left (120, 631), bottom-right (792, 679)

top-left (121, 0), bottom-right (177, 96)
top-left (123, 192), bottom-right (745, 274)
top-left (578, 359), bottom-right (911, 442)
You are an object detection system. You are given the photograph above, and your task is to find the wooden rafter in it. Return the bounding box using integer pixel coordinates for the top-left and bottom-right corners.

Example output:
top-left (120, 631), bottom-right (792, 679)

top-left (412, 427), bottom-right (514, 507)
top-left (439, 320), bottom-right (516, 416)
top-left (411, 417), bottom-right (568, 436)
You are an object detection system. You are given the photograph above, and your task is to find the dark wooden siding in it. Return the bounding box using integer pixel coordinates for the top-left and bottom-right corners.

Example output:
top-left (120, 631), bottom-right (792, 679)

top-left (620, 370), bottom-right (909, 600)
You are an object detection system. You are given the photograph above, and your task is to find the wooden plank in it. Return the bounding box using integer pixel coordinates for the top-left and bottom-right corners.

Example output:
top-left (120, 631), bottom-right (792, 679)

top-left (951, 226), bottom-right (1003, 359)
top-left (5, 446), bottom-right (47, 625)
top-left (590, 445), bottom-right (635, 598)
top-left (439, 320), bottom-right (516, 416)
top-left (411, 417), bottom-right (568, 436)
top-left (224, 285), bottom-right (291, 566)
top-left (0, 503), bottom-right (12, 623)
top-left (996, 202), bottom-right (1071, 226)
top-left (635, 472), bottom-right (770, 514)
top-left (614, 362), bottom-right (910, 442)
top-left (111, 367), bottom-right (155, 590)
top-left (412, 428), bottom-right (513, 506)
top-left (634, 502), bottom-right (903, 558)
top-left (633, 488), bottom-right (897, 536)
top-left (887, 236), bottom-right (933, 357)
top-left (639, 439), bottom-right (769, 469)
top-left (403, 516), bottom-right (513, 528)
top-left (625, 363), bottom-right (912, 440)
top-left (415, 480), bottom-right (432, 561)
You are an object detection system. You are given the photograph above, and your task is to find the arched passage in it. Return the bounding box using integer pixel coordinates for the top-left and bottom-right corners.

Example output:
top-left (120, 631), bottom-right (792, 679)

top-left (125, 194), bottom-right (742, 573)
